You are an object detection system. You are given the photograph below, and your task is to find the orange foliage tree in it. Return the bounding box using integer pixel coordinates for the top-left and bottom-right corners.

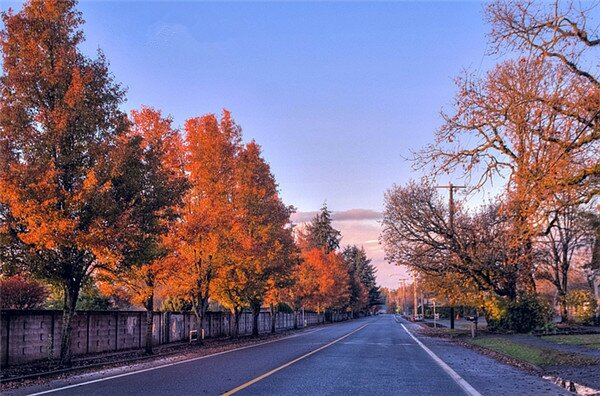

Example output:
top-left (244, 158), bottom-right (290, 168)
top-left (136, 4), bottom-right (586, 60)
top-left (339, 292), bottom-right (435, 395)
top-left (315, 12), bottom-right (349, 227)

top-left (209, 136), bottom-right (297, 337)
top-left (98, 107), bottom-right (188, 354)
top-left (286, 206), bottom-right (351, 323)
top-left (162, 111), bottom-right (240, 338)
top-left (229, 141), bottom-right (297, 336)
top-left (0, 0), bottom-right (160, 364)
top-left (298, 248), bottom-right (350, 317)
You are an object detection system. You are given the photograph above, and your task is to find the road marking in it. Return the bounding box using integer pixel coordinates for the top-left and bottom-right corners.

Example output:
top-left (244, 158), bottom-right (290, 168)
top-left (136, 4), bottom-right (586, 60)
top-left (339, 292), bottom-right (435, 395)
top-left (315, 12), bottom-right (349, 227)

top-left (222, 322), bottom-right (371, 396)
top-left (27, 327), bottom-right (326, 396)
top-left (400, 324), bottom-right (482, 396)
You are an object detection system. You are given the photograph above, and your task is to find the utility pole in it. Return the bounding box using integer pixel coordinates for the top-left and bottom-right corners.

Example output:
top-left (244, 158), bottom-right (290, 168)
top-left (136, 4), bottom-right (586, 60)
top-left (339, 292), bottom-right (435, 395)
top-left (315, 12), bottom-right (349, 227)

top-left (391, 274), bottom-right (408, 316)
top-left (434, 182), bottom-right (466, 330)
top-left (413, 272), bottom-right (418, 319)
top-left (400, 278), bottom-right (407, 316)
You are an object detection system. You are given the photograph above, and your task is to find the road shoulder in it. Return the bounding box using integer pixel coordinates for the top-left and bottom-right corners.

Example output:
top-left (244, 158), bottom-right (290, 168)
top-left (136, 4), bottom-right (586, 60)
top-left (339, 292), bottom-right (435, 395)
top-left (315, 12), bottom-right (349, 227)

top-left (400, 320), bottom-right (573, 396)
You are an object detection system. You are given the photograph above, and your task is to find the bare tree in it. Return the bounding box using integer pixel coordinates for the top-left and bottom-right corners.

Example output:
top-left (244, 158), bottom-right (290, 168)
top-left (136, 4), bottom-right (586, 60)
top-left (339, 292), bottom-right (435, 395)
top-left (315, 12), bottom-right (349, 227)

top-left (486, 0), bottom-right (599, 87)
top-left (536, 200), bottom-right (596, 322)
top-left (380, 181), bottom-right (526, 301)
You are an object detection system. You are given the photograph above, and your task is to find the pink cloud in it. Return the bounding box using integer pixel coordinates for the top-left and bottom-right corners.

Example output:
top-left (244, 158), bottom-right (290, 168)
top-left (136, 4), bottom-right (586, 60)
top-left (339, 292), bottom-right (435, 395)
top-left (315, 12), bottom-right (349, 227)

top-left (291, 209), bottom-right (382, 224)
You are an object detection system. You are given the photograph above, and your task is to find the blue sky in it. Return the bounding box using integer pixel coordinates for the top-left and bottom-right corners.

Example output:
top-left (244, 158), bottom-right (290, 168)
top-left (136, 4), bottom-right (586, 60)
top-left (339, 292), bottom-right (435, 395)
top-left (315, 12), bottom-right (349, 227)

top-left (1, 1), bottom-right (497, 287)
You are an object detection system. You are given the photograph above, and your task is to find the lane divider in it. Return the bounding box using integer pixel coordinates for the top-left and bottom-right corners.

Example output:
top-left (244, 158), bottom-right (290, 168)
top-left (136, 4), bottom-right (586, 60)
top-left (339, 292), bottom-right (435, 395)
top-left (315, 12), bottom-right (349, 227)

top-left (27, 327), bottom-right (327, 396)
top-left (400, 323), bottom-right (482, 396)
top-left (222, 322), bottom-right (371, 396)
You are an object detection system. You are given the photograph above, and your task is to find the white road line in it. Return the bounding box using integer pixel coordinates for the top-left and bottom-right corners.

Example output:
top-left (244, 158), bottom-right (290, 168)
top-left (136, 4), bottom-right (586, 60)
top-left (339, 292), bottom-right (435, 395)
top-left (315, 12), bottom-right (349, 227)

top-left (27, 327), bottom-right (326, 396)
top-left (400, 323), bottom-right (482, 396)
top-left (221, 322), bottom-right (371, 395)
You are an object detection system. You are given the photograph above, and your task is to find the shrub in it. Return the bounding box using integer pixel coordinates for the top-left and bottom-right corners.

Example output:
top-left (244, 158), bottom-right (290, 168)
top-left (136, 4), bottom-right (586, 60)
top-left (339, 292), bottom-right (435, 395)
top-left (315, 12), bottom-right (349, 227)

top-left (0, 275), bottom-right (49, 309)
top-left (566, 289), bottom-right (597, 324)
top-left (45, 282), bottom-right (113, 310)
top-left (161, 296), bottom-right (193, 312)
top-left (484, 294), bottom-right (552, 333)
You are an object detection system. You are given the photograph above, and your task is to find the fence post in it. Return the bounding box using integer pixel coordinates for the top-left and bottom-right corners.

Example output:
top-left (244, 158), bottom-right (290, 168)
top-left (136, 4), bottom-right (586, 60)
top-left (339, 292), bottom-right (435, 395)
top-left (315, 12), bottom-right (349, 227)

top-left (138, 312), bottom-right (142, 348)
top-left (49, 311), bottom-right (55, 361)
top-left (114, 312), bottom-right (119, 351)
top-left (159, 313), bottom-right (162, 345)
top-left (5, 312), bottom-right (10, 366)
top-left (86, 311), bottom-right (90, 354)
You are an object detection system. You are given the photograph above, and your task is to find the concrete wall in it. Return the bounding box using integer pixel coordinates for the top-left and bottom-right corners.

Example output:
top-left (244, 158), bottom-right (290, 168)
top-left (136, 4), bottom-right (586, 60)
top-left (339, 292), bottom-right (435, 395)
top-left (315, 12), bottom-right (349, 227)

top-left (0, 309), bottom-right (343, 367)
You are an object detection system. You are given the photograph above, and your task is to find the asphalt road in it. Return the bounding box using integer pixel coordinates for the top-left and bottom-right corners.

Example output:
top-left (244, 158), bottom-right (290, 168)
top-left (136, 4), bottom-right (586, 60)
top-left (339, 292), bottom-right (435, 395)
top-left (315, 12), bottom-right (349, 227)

top-left (13, 315), bottom-right (572, 396)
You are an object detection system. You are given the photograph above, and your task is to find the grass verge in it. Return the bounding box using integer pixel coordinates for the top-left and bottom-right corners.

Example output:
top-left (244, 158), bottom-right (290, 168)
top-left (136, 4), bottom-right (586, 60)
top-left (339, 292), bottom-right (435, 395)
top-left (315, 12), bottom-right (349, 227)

top-left (541, 334), bottom-right (600, 350)
top-left (467, 337), bottom-right (600, 367)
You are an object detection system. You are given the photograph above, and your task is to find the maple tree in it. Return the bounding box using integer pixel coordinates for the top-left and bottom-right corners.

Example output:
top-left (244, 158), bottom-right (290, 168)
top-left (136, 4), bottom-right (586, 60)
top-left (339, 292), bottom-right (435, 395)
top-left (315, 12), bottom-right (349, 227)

top-left (299, 248), bottom-right (350, 316)
top-left (0, 0), bottom-right (152, 364)
top-left (231, 141), bottom-right (297, 336)
top-left (285, 208), bottom-right (370, 322)
top-left (163, 111), bottom-right (240, 338)
top-left (0, 0), bottom-right (387, 351)
top-left (98, 107), bottom-right (188, 354)
top-left (207, 132), bottom-right (297, 337)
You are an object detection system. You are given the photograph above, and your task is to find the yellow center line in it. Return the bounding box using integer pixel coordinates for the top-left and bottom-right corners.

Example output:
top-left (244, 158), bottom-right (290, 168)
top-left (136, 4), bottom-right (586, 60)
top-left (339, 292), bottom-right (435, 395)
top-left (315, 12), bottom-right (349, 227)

top-left (221, 322), bottom-right (371, 396)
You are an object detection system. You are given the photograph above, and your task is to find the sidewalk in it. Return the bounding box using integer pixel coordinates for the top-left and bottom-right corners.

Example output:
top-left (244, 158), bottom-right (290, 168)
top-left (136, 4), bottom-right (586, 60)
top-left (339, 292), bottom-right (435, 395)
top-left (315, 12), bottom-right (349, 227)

top-left (424, 317), bottom-right (488, 331)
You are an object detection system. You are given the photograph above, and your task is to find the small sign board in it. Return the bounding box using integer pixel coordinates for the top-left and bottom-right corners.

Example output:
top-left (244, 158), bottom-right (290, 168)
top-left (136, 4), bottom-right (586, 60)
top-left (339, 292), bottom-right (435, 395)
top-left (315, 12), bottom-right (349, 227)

top-left (434, 313), bottom-right (440, 320)
top-left (190, 330), bottom-right (198, 343)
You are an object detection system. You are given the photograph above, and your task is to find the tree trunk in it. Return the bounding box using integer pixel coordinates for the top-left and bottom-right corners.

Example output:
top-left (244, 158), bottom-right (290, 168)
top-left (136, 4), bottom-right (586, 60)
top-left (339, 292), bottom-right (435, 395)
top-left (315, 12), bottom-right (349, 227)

top-left (231, 309), bottom-right (241, 338)
top-left (270, 303), bottom-right (276, 334)
top-left (191, 296), bottom-right (209, 345)
top-left (251, 303), bottom-right (260, 337)
top-left (293, 309), bottom-right (298, 329)
top-left (59, 286), bottom-right (80, 366)
top-left (144, 292), bottom-right (154, 355)
top-left (560, 244), bottom-right (570, 322)
top-left (558, 291), bottom-right (568, 322)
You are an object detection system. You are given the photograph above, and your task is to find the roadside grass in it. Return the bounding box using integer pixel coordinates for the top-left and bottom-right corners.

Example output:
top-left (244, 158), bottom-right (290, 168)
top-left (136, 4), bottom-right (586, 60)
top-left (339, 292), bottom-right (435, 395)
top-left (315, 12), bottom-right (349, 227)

top-left (442, 329), bottom-right (472, 337)
top-left (541, 334), bottom-right (600, 350)
top-left (467, 337), bottom-right (600, 367)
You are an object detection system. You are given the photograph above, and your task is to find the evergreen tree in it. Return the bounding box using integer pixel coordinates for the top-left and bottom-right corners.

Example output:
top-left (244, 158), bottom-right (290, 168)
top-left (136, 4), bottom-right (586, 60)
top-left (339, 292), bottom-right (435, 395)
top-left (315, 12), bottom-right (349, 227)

top-left (302, 203), bottom-right (341, 253)
top-left (342, 245), bottom-right (380, 312)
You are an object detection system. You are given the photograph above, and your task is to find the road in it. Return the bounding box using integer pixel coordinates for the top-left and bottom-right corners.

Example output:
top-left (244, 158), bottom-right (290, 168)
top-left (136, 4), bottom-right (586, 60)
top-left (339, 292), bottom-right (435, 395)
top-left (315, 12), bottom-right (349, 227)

top-left (13, 315), bottom-right (571, 396)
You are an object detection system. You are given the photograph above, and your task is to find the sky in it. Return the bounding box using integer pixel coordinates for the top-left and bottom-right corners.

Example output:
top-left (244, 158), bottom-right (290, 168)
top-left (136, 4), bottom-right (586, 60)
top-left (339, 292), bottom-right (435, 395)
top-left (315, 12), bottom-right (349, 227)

top-left (1, 0), bottom-right (498, 288)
